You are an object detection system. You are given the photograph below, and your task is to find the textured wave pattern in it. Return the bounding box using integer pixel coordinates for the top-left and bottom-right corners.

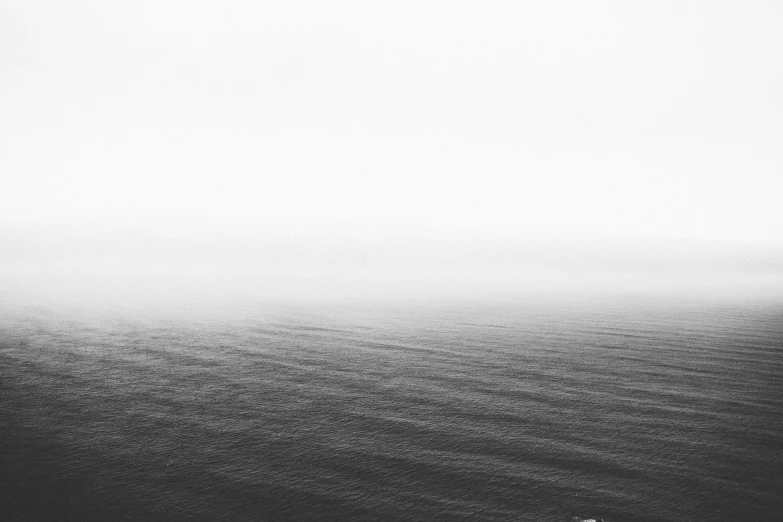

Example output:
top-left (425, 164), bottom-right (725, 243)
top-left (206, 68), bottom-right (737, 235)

top-left (1, 300), bottom-right (782, 521)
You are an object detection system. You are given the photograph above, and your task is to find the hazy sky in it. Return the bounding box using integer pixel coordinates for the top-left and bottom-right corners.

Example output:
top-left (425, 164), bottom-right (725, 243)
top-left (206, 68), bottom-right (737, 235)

top-left (2, 1), bottom-right (782, 305)
top-left (2, 0), bottom-right (782, 241)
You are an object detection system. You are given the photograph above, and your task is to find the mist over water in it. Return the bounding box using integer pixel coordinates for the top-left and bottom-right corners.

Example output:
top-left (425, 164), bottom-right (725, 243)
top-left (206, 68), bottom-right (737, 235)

top-left (1, 223), bottom-right (782, 522)
top-left (2, 232), bottom-right (783, 522)
top-left (2, 232), bottom-right (783, 521)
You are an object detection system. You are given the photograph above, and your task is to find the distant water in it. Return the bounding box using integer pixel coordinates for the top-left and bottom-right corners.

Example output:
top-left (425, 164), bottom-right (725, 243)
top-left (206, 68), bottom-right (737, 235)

top-left (1, 297), bottom-right (782, 521)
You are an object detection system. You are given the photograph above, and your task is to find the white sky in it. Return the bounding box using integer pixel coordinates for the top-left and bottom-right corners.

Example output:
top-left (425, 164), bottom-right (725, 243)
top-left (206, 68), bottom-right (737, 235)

top-left (2, 0), bottom-right (782, 242)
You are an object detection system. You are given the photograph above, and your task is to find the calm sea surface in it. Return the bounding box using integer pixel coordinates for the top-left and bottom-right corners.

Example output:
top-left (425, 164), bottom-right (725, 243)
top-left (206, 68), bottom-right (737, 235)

top-left (1, 297), bottom-right (782, 521)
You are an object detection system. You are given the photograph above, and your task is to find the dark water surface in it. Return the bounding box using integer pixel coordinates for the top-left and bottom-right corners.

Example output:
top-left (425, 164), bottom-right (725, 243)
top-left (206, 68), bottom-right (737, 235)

top-left (2, 298), bottom-right (782, 521)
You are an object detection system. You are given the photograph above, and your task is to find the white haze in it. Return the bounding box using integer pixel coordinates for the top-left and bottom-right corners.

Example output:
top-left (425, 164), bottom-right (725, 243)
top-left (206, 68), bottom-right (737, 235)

top-left (1, 1), bottom-right (782, 307)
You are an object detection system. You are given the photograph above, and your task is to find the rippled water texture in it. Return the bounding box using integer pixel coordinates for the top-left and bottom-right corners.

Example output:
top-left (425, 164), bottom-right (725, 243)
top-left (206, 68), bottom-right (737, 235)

top-left (2, 298), bottom-right (782, 521)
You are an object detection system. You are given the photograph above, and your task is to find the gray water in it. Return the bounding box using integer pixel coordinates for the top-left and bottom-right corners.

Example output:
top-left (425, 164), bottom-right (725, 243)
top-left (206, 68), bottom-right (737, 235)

top-left (1, 297), bottom-right (782, 521)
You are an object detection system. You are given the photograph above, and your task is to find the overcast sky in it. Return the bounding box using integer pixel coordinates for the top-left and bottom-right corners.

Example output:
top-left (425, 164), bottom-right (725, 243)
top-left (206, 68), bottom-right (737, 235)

top-left (2, 0), bottom-right (782, 242)
top-left (1, 1), bottom-right (782, 305)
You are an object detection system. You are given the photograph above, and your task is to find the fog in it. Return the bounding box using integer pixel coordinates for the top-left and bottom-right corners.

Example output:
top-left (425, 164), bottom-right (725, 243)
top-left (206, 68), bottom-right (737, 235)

top-left (2, 228), bottom-right (782, 313)
top-left (2, 1), bottom-right (782, 309)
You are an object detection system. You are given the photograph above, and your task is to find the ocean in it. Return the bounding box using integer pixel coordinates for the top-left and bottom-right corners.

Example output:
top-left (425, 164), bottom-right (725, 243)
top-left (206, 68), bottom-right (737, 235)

top-left (1, 296), bottom-right (782, 521)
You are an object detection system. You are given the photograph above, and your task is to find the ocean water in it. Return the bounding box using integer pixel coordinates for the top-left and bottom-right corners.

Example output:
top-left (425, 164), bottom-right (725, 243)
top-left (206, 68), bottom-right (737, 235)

top-left (1, 297), bottom-right (782, 521)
